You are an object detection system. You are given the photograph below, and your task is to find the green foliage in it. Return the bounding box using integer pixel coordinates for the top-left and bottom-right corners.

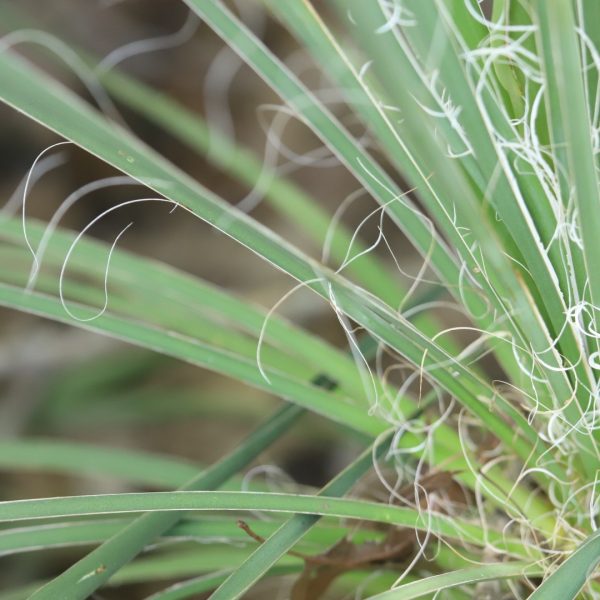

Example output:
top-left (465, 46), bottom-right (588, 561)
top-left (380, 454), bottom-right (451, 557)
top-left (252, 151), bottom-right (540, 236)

top-left (1, 0), bottom-right (600, 597)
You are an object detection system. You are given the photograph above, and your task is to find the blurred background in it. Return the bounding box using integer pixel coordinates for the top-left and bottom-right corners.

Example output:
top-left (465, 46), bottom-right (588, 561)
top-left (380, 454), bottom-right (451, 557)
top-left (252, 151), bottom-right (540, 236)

top-left (0, 0), bottom-right (428, 596)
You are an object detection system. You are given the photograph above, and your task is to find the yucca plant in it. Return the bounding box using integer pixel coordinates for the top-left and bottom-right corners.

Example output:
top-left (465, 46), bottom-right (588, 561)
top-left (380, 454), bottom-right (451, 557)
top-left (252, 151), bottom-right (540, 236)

top-left (1, 0), bottom-right (600, 597)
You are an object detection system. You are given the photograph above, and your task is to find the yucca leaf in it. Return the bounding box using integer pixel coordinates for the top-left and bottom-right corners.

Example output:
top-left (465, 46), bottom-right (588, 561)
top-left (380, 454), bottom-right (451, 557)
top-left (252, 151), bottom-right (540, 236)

top-left (183, 0), bottom-right (464, 300)
top-left (335, 0), bottom-right (597, 477)
top-left (0, 490), bottom-right (531, 558)
top-left (365, 562), bottom-right (542, 600)
top-left (0, 225), bottom-right (552, 527)
top-left (24, 403), bottom-right (301, 599)
top-left (144, 567), bottom-right (296, 600)
top-left (260, 0), bottom-right (533, 397)
top-left (0, 283), bottom-right (375, 434)
top-left (528, 529), bottom-right (600, 599)
top-left (0, 439), bottom-right (198, 488)
top-left (0, 48), bottom-right (559, 474)
top-left (206, 427), bottom-right (398, 600)
top-left (0, 1), bottom-right (407, 310)
top-left (0, 216), bottom-right (363, 397)
top-left (534, 0), bottom-right (600, 349)
top-left (0, 516), bottom-right (378, 558)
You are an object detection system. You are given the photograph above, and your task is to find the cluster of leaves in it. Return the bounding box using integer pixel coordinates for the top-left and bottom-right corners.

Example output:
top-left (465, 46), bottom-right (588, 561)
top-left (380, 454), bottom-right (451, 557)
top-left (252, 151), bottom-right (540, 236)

top-left (1, 0), bottom-right (600, 598)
